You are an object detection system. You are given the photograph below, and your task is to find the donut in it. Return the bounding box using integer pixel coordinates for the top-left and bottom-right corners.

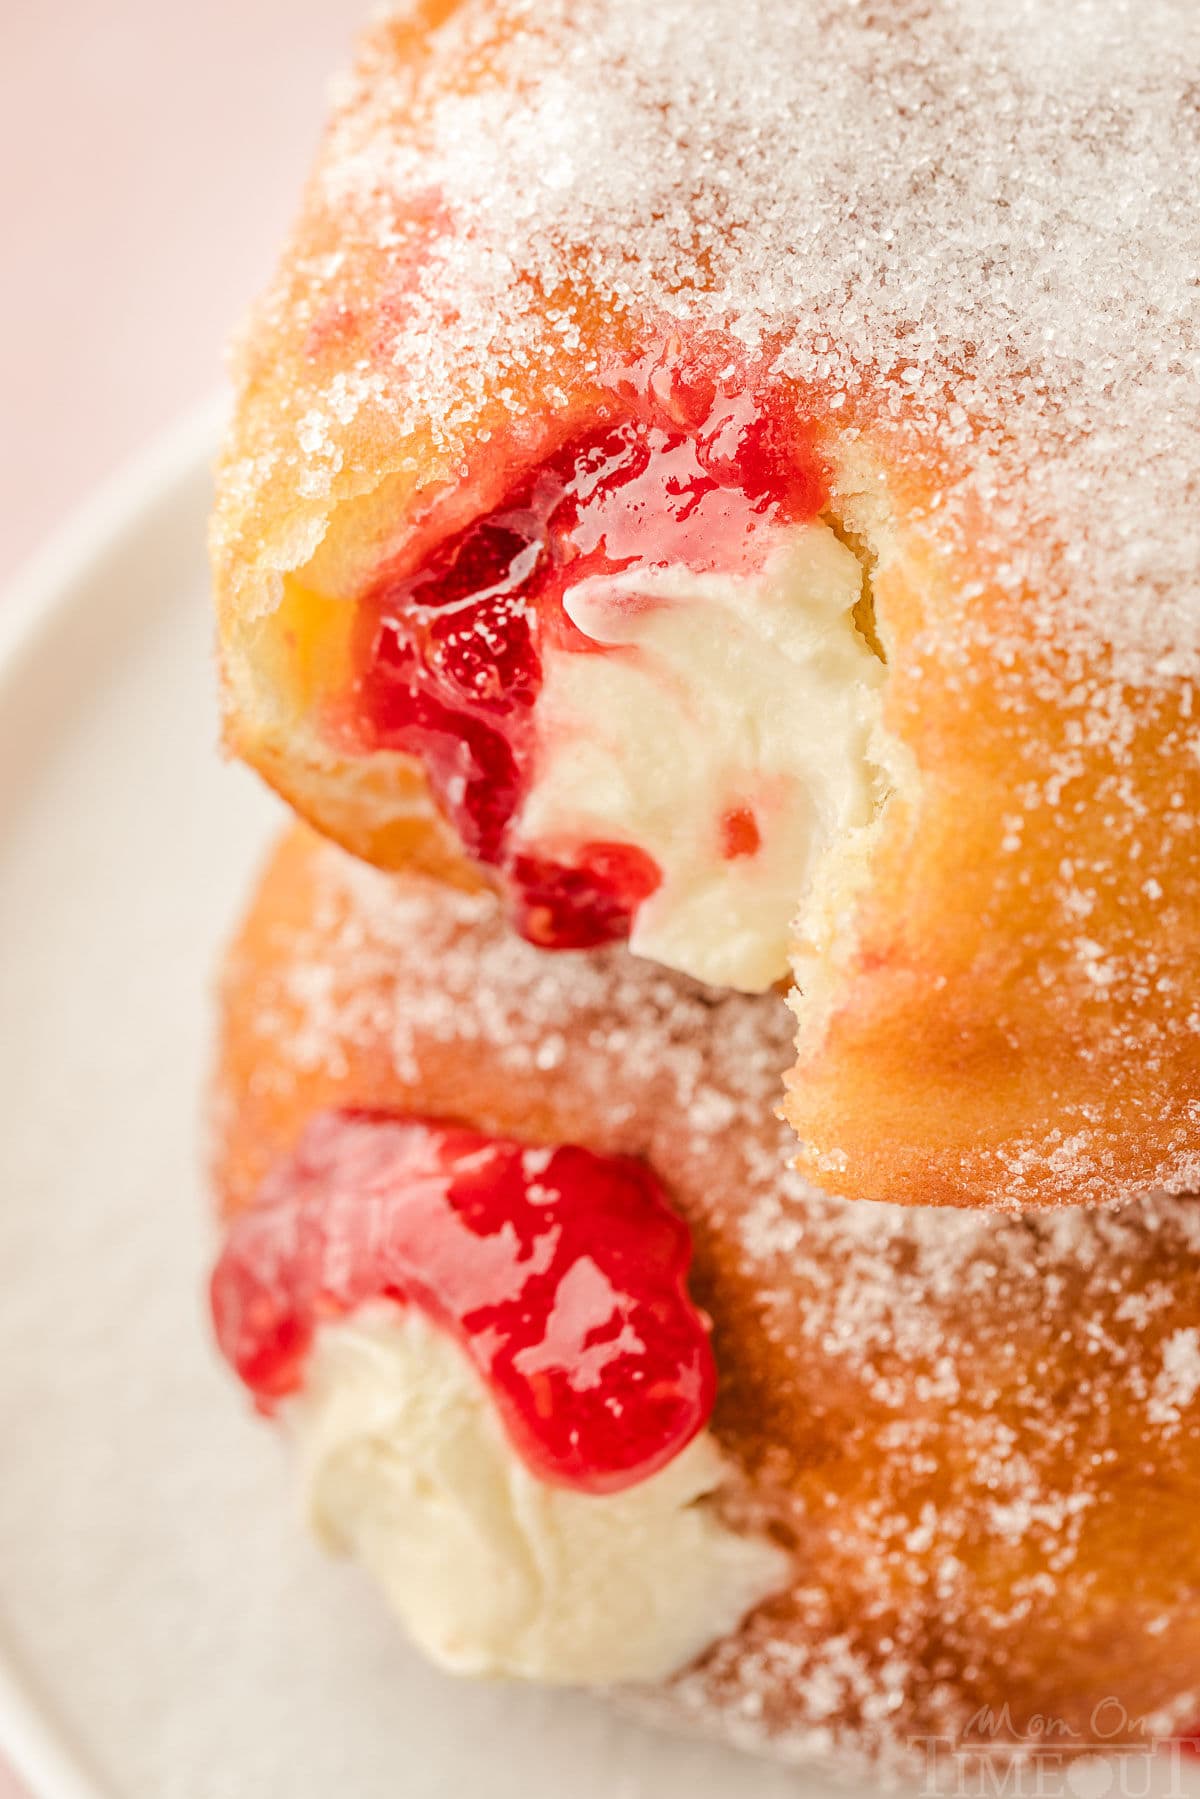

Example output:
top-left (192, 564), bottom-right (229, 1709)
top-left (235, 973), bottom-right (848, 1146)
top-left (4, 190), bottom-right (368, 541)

top-left (210, 2), bottom-right (1200, 1209)
top-left (209, 825), bottom-right (1200, 1778)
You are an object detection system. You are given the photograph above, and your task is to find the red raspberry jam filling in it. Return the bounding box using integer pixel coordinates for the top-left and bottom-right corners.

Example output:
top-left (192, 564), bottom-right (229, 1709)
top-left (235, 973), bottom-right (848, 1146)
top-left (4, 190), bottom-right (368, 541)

top-left (210, 1111), bottom-right (716, 1495)
top-left (349, 367), bottom-right (825, 949)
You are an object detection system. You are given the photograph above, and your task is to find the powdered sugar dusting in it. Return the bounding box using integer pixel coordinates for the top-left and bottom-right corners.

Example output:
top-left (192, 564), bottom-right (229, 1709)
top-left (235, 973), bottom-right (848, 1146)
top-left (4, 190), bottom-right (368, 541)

top-left (261, 0), bottom-right (1200, 685)
top-left (223, 835), bottom-right (1200, 1776)
top-left (1148, 1327), bottom-right (1200, 1430)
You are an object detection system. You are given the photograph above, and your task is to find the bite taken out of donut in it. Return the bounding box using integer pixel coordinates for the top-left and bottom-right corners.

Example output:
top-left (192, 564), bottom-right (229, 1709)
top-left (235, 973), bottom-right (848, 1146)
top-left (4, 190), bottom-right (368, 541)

top-left (211, 1), bottom-right (1200, 1208)
top-left (209, 826), bottom-right (1200, 1777)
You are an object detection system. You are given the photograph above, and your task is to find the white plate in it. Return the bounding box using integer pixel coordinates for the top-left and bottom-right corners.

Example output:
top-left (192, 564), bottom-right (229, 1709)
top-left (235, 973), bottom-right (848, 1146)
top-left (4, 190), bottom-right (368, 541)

top-left (0, 412), bottom-right (833, 1799)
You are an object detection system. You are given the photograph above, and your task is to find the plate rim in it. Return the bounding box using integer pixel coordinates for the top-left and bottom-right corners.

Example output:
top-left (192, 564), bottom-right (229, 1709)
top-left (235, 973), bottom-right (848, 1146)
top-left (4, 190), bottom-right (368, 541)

top-left (0, 398), bottom-right (224, 1799)
top-left (0, 399), bottom-right (224, 689)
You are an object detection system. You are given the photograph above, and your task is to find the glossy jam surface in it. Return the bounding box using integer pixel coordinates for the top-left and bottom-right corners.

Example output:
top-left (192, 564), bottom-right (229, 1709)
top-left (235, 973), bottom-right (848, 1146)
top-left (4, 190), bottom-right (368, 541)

top-left (211, 1111), bottom-right (717, 1494)
top-left (351, 368), bottom-right (826, 947)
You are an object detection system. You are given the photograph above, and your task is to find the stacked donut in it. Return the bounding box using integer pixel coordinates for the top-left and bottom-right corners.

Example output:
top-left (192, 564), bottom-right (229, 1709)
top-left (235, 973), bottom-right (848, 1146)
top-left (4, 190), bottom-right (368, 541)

top-left (208, 0), bottom-right (1200, 1780)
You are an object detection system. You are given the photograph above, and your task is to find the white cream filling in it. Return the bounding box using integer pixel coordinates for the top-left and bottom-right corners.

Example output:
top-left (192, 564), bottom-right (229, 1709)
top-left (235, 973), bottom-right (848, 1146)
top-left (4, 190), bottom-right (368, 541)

top-left (288, 1307), bottom-right (787, 1686)
top-left (513, 520), bottom-right (885, 992)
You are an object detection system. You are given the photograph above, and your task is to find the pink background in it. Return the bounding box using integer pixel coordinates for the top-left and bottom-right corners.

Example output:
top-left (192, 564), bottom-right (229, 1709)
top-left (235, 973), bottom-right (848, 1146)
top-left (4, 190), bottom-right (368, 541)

top-left (0, 3), bottom-right (362, 1792)
top-left (0, 0), bottom-right (357, 585)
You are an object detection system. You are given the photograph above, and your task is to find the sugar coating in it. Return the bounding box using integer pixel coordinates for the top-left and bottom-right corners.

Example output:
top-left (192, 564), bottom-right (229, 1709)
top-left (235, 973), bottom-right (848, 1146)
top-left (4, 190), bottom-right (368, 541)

top-left (224, 837), bottom-right (1200, 1777)
top-left (248, 0), bottom-right (1200, 685)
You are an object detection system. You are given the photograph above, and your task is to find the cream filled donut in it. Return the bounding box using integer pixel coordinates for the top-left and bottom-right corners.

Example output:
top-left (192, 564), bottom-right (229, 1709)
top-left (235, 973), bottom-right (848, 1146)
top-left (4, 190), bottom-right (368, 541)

top-left (210, 827), bottom-right (1200, 1776)
top-left (211, 1), bottom-right (1200, 1208)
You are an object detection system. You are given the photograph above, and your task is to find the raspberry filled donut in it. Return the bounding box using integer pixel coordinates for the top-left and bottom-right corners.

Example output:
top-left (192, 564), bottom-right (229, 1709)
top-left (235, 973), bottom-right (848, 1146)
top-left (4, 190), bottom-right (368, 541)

top-left (210, 826), bottom-right (1200, 1775)
top-left (210, 1), bottom-right (1200, 1209)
